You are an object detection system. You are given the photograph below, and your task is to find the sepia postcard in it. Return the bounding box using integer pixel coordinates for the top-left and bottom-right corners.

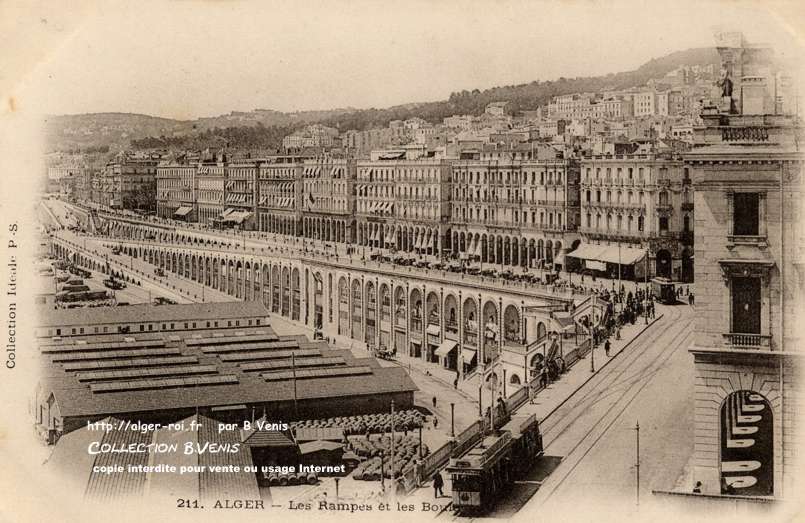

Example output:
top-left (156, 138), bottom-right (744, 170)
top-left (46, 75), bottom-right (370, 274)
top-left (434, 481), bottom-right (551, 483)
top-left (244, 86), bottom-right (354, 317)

top-left (1, 1), bottom-right (804, 522)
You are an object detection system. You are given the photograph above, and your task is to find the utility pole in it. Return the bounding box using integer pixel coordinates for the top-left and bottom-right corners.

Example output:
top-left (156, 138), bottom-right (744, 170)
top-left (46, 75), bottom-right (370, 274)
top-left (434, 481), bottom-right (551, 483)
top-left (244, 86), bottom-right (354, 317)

top-left (590, 308), bottom-right (595, 373)
top-left (390, 399), bottom-right (396, 496)
top-left (292, 352), bottom-right (298, 419)
top-left (635, 421), bottom-right (640, 507)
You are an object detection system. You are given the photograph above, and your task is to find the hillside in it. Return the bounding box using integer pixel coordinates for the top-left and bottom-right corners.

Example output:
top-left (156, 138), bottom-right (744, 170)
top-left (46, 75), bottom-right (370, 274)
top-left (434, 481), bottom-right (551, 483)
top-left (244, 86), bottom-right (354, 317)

top-left (45, 46), bottom-right (720, 153)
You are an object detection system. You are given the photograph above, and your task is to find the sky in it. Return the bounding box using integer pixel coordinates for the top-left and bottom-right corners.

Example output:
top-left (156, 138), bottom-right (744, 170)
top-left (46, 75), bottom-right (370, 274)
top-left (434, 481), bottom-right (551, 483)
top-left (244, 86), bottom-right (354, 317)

top-left (5, 0), bottom-right (805, 120)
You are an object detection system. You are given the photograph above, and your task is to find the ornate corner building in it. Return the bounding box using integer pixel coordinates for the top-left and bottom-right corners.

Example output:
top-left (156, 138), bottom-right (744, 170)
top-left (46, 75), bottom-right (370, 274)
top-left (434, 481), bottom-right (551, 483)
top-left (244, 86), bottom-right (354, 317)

top-left (685, 32), bottom-right (803, 499)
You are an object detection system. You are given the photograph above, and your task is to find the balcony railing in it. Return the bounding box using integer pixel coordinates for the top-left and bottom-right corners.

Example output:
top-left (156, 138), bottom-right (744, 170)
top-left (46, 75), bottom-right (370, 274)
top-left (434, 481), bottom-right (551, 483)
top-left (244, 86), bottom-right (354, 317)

top-left (723, 333), bottom-right (772, 350)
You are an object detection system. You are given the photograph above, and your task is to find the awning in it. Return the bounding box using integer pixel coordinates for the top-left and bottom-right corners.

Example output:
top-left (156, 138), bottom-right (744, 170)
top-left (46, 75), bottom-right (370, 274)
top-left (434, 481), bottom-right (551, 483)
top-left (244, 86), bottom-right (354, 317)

top-left (229, 211), bottom-right (252, 224)
top-left (426, 324), bottom-right (441, 336)
top-left (435, 340), bottom-right (457, 357)
top-left (568, 243), bottom-right (646, 266)
top-left (567, 243), bottom-right (606, 261)
top-left (220, 208), bottom-right (236, 219)
top-left (371, 229), bottom-right (380, 242)
top-left (474, 240), bottom-right (482, 257)
top-left (595, 245), bottom-right (645, 265)
top-left (553, 252), bottom-right (565, 265)
top-left (461, 348), bottom-right (477, 363)
top-left (467, 236), bottom-right (476, 255)
top-left (174, 206), bottom-right (192, 217)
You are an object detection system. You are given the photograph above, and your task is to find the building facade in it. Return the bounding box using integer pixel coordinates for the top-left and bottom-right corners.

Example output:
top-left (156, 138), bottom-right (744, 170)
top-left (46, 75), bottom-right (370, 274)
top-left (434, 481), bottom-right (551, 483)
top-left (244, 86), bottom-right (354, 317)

top-left (196, 159), bottom-right (226, 225)
top-left (257, 158), bottom-right (302, 236)
top-left (449, 158), bottom-right (580, 269)
top-left (300, 158), bottom-right (356, 244)
top-left (102, 153), bottom-right (161, 211)
top-left (355, 159), bottom-right (451, 256)
top-left (685, 33), bottom-right (802, 499)
top-left (156, 158), bottom-right (197, 221)
top-left (577, 153), bottom-right (694, 281)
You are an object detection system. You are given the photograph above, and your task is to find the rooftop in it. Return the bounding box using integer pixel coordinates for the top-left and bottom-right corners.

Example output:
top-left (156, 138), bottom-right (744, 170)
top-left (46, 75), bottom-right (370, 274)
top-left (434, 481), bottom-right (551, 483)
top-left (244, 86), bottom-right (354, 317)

top-left (38, 326), bottom-right (418, 419)
top-left (36, 301), bottom-right (270, 328)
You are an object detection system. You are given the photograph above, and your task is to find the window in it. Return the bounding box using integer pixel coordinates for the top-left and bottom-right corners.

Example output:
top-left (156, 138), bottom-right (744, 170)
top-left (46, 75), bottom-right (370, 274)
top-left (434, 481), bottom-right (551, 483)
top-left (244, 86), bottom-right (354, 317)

top-left (733, 193), bottom-right (759, 236)
top-left (256, 319), bottom-right (261, 325)
top-left (659, 216), bottom-right (669, 232)
top-left (638, 216), bottom-right (644, 232)
top-left (79, 327), bottom-right (84, 334)
top-left (56, 329), bottom-right (61, 336)
top-left (731, 277), bottom-right (761, 334)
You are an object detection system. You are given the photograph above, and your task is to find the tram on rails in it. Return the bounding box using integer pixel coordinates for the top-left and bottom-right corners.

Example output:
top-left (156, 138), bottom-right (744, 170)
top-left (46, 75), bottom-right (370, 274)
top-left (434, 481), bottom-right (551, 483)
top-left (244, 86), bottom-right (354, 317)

top-left (446, 414), bottom-right (544, 515)
top-left (650, 277), bottom-right (677, 305)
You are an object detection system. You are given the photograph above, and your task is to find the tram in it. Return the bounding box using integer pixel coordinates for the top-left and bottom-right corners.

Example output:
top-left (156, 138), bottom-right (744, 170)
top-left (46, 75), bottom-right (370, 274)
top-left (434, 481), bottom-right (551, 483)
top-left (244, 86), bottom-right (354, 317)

top-left (650, 277), bottom-right (676, 305)
top-left (447, 414), bottom-right (544, 515)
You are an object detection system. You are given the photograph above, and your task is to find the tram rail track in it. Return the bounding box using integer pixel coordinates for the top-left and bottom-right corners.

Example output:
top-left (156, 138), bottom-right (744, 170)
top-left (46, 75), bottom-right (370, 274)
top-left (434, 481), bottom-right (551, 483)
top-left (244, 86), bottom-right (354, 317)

top-left (533, 312), bottom-right (695, 508)
top-left (438, 304), bottom-right (694, 520)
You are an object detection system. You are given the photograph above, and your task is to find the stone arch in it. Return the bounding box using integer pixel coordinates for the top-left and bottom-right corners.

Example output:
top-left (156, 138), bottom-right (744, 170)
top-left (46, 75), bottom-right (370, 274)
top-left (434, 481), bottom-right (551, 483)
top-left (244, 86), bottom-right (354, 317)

top-left (482, 300), bottom-right (499, 363)
top-left (720, 390), bottom-right (773, 496)
top-left (503, 304), bottom-right (521, 343)
top-left (281, 266), bottom-right (290, 317)
top-left (656, 249), bottom-right (672, 279)
top-left (235, 260), bottom-right (243, 299)
top-left (351, 279), bottom-right (363, 340)
top-left (338, 277), bottom-right (349, 336)
top-left (426, 291), bottom-right (440, 329)
top-left (444, 294), bottom-right (458, 335)
top-left (291, 268), bottom-right (300, 321)
top-left (271, 266), bottom-right (280, 313)
top-left (365, 281), bottom-right (376, 345)
top-left (243, 261), bottom-right (252, 300)
top-left (261, 264), bottom-right (270, 307)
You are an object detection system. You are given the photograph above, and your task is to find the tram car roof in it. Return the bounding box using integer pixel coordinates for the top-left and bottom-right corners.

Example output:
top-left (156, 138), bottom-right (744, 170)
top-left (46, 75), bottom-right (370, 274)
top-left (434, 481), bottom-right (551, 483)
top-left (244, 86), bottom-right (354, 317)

top-left (447, 431), bottom-right (513, 472)
top-left (499, 413), bottom-right (539, 440)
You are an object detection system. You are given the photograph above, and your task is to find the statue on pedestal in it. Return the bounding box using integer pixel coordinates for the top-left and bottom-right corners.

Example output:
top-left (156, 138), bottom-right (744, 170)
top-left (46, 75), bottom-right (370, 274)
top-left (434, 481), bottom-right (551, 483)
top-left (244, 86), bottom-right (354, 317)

top-left (716, 67), bottom-right (735, 114)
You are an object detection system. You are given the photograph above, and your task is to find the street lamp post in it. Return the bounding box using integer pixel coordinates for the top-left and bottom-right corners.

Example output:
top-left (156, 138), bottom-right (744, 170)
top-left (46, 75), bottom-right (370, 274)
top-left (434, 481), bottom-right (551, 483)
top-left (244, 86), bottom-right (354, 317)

top-left (450, 403), bottom-right (455, 438)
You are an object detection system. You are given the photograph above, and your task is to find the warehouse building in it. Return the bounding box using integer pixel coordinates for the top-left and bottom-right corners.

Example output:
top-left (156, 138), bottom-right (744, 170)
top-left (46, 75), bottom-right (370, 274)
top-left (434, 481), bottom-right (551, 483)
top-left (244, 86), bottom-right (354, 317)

top-left (33, 303), bottom-right (418, 443)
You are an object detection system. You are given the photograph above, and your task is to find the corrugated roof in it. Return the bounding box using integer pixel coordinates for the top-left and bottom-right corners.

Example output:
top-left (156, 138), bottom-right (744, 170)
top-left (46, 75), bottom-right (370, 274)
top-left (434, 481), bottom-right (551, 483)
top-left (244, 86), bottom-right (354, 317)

top-left (40, 329), bottom-right (417, 419)
top-left (37, 301), bottom-right (269, 328)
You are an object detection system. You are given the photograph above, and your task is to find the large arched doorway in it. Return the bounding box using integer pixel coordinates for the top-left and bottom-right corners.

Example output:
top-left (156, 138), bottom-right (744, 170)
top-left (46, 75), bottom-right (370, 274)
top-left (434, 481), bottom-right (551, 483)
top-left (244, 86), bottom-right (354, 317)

top-left (720, 390), bottom-right (773, 496)
top-left (655, 249), bottom-right (672, 279)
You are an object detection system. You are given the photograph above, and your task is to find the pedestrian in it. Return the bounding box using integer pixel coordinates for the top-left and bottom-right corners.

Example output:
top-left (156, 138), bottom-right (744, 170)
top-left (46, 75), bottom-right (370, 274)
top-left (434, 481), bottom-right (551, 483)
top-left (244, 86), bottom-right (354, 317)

top-left (433, 471), bottom-right (444, 498)
top-left (540, 364), bottom-right (549, 388)
top-left (433, 417), bottom-right (438, 429)
top-left (692, 481), bottom-right (702, 494)
top-left (453, 377), bottom-right (458, 390)
top-left (604, 339), bottom-right (611, 357)
top-left (432, 396), bottom-right (437, 408)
